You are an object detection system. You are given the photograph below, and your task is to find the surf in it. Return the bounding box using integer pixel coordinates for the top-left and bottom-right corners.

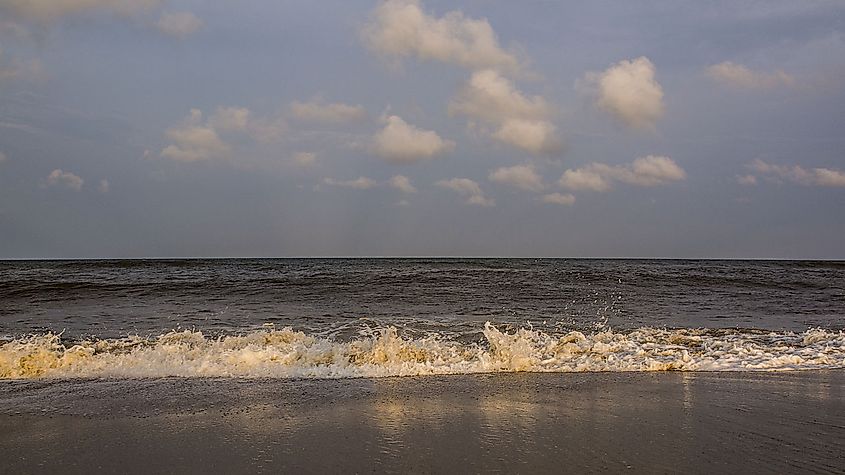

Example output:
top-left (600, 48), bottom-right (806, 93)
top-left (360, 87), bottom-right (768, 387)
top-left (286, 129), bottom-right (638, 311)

top-left (2, 323), bottom-right (844, 379)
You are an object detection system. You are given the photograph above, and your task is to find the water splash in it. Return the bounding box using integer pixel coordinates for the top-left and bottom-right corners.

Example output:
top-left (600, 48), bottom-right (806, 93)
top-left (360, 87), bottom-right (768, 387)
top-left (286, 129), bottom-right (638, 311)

top-left (1, 323), bottom-right (844, 379)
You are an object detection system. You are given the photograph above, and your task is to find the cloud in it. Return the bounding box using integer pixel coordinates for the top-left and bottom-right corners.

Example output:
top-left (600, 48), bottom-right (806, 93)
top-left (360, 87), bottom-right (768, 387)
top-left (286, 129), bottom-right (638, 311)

top-left (322, 177), bottom-right (378, 190)
top-left (749, 159), bottom-right (845, 187)
top-left (363, 0), bottom-right (520, 74)
top-left (160, 107), bottom-right (286, 162)
top-left (209, 106), bottom-right (286, 143)
top-left (156, 11), bottom-right (202, 38)
top-left (560, 155), bottom-right (686, 192)
top-left (490, 119), bottom-right (561, 155)
top-left (489, 164), bottom-right (544, 192)
top-left (98, 179), bottom-right (110, 193)
top-left (587, 56), bottom-right (664, 129)
top-left (737, 174), bottom-right (758, 186)
top-left (161, 109), bottom-right (230, 162)
top-left (540, 192), bottom-right (576, 206)
top-left (292, 152), bottom-right (316, 167)
top-left (0, 0), bottom-right (163, 22)
top-left (624, 155), bottom-right (687, 186)
top-left (449, 69), bottom-right (561, 154)
top-left (46, 169), bottom-right (83, 191)
top-left (815, 169), bottom-right (845, 187)
top-left (559, 168), bottom-right (612, 192)
top-left (450, 70), bottom-right (550, 122)
top-left (707, 62), bottom-right (794, 89)
top-left (0, 151), bottom-right (6, 163)
top-left (373, 115), bottom-right (454, 163)
top-left (290, 99), bottom-right (367, 124)
top-left (388, 175), bottom-right (417, 193)
top-left (209, 107), bottom-right (251, 132)
top-left (435, 177), bottom-right (494, 206)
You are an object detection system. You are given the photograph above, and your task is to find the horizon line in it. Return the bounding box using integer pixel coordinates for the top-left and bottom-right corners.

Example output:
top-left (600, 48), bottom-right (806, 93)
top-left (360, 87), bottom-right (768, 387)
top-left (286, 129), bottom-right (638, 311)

top-left (1, 256), bottom-right (843, 262)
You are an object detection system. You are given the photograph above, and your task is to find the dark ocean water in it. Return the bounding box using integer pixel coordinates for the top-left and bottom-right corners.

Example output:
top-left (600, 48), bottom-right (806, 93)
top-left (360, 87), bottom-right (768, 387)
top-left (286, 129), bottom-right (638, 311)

top-left (1, 259), bottom-right (844, 378)
top-left (2, 259), bottom-right (843, 338)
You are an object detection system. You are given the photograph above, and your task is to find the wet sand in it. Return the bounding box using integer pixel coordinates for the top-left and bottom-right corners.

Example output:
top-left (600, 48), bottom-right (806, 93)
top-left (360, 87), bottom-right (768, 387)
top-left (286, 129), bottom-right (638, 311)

top-left (1, 371), bottom-right (843, 474)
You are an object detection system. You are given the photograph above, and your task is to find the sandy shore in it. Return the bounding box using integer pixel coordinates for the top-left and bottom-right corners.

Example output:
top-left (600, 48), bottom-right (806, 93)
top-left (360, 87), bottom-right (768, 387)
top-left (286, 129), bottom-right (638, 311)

top-left (1, 371), bottom-right (843, 473)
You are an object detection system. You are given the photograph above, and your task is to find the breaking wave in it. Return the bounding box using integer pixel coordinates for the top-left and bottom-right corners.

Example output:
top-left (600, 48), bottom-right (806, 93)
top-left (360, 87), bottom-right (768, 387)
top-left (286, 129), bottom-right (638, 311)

top-left (2, 323), bottom-right (844, 379)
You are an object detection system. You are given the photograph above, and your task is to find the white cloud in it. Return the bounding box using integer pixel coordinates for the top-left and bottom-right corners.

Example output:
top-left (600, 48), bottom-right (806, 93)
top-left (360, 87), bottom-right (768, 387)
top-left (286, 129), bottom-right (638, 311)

top-left (363, 0), bottom-right (520, 74)
top-left (98, 179), bottom-right (110, 193)
top-left (491, 119), bottom-right (561, 154)
top-left (160, 107), bottom-right (286, 162)
top-left (489, 164), bottom-right (544, 192)
top-left (292, 152), bottom-right (316, 167)
top-left (290, 100), bottom-right (366, 123)
top-left (815, 168), bottom-right (845, 187)
top-left (587, 56), bottom-right (664, 129)
top-left (436, 177), bottom-right (494, 206)
top-left (46, 169), bottom-right (83, 191)
top-left (0, 0), bottom-right (163, 22)
top-left (388, 175), bottom-right (417, 193)
top-left (540, 192), bottom-right (576, 206)
top-left (707, 62), bottom-right (794, 89)
top-left (322, 177), bottom-right (378, 190)
top-left (560, 155), bottom-right (686, 192)
top-left (161, 109), bottom-right (230, 162)
top-left (624, 155), bottom-right (687, 186)
top-left (373, 115), bottom-right (454, 163)
top-left (449, 69), bottom-right (561, 154)
top-left (749, 159), bottom-right (845, 187)
top-left (450, 70), bottom-right (551, 123)
top-left (559, 168), bottom-right (612, 192)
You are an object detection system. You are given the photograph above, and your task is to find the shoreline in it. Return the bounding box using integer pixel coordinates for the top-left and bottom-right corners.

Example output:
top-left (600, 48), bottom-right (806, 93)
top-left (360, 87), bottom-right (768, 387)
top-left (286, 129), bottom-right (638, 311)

top-left (2, 371), bottom-right (843, 473)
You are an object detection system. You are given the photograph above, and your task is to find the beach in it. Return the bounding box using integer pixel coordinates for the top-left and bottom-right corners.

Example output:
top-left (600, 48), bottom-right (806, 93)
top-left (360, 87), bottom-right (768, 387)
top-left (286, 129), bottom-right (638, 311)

top-left (2, 371), bottom-right (843, 473)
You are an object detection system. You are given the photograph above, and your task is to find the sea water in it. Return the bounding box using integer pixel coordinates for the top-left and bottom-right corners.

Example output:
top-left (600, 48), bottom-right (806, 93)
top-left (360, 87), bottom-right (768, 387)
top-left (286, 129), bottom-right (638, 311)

top-left (1, 258), bottom-right (843, 378)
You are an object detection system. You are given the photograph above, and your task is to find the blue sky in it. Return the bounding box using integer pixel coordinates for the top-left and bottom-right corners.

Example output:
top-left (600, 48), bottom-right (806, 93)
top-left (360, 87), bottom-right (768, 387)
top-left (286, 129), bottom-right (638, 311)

top-left (0, 0), bottom-right (843, 258)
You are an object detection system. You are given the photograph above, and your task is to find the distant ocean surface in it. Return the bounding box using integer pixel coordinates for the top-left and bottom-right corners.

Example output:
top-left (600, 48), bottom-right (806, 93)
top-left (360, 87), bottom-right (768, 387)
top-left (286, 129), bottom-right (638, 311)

top-left (1, 259), bottom-right (844, 378)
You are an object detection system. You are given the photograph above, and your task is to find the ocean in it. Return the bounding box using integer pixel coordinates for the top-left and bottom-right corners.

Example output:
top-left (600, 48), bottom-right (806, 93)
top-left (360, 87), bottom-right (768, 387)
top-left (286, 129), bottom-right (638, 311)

top-left (2, 258), bottom-right (844, 378)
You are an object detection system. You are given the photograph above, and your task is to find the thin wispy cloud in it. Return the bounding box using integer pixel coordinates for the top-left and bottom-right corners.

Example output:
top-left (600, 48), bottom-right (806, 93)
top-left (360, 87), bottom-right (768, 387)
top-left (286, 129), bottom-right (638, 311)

top-left (748, 159), bottom-right (845, 187)
top-left (160, 107), bottom-right (286, 162)
top-left (290, 99), bottom-right (367, 124)
top-left (707, 62), bottom-right (794, 89)
top-left (489, 164), bottom-right (544, 192)
top-left (322, 177), bottom-right (378, 189)
top-left (560, 156), bottom-right (686, 192)
top-left (388, 175), bottom-right (417, 193)
top-left (436, 178), bottom-right (494, 206)
top-left (539, 192), bottom-right (575, 206)
top-left (0, 0), bottom-right (164, 22)
top-left (156, 11), bottom-right (203, 38)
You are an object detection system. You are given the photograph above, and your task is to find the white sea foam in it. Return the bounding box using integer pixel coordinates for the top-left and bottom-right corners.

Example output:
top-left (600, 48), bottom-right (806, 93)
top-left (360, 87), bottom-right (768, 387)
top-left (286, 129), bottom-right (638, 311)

top-left (1, 323), bottom-right (844, 379)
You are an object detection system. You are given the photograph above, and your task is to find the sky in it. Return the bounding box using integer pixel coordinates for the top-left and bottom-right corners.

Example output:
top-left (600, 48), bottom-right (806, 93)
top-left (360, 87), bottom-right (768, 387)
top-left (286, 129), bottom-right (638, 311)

top-left (0, 0), bottom-right (843, 259)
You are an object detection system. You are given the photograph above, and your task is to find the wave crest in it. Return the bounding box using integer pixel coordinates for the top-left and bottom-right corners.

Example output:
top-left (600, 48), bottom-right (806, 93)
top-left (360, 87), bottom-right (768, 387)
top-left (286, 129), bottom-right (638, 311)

top-left (2, 323), bottom-right (844, 379)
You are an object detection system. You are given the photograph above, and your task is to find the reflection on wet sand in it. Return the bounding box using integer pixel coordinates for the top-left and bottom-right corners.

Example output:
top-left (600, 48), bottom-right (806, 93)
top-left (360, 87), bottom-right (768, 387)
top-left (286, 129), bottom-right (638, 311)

top-left (1, 372), bottom-right (843, 473)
